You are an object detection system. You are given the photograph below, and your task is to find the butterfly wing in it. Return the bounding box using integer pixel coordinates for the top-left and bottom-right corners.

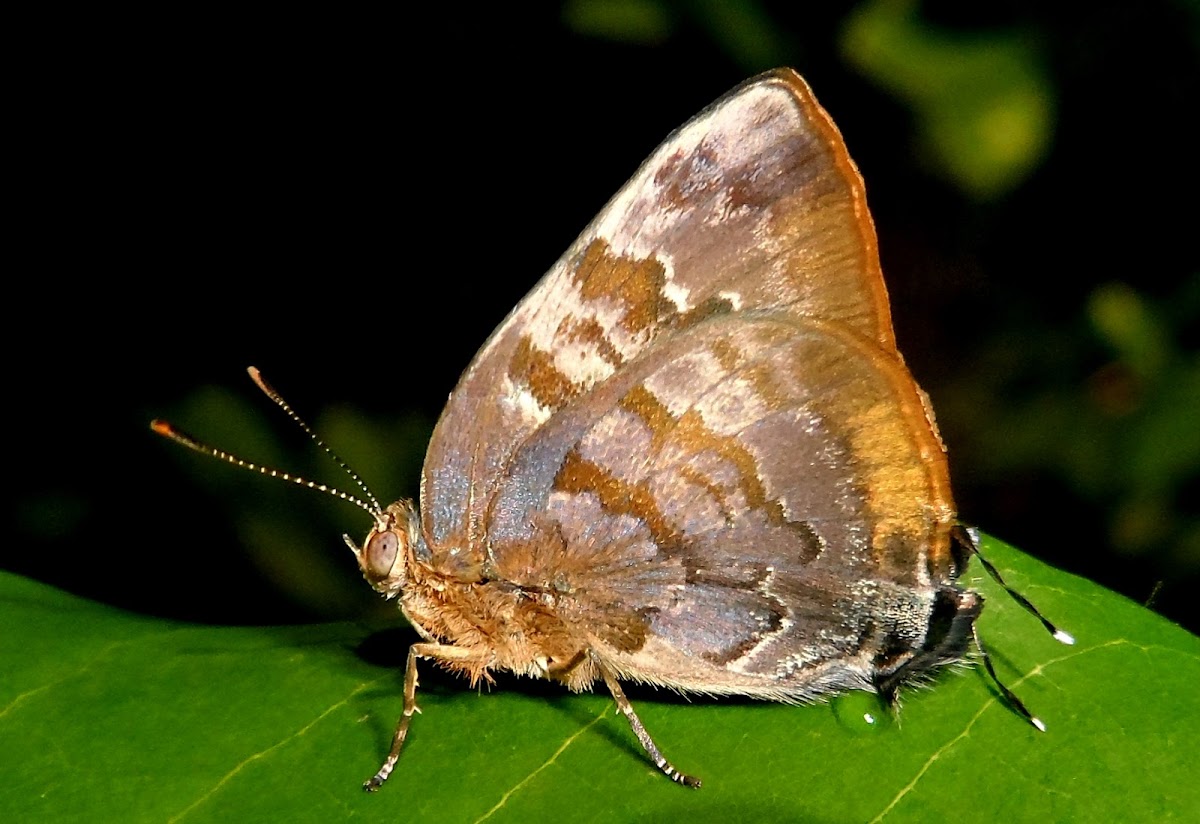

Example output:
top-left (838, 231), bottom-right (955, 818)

top-left (418, 69), bottom-right (956, 695)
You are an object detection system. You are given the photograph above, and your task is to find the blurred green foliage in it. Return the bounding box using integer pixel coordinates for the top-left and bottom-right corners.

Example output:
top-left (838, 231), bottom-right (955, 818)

top-left (947, 278), bottom-right (1199, 566)
top-left (841, 0), bottom-right (1053, 199)
top-left (8, 1), bottom-right (1197, 634)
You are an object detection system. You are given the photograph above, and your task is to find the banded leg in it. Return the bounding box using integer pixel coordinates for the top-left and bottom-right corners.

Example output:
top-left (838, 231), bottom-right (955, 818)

top-left (364, 642), bottom-right (484, 792)
top-left (594, 653), bottom-right (700, 788)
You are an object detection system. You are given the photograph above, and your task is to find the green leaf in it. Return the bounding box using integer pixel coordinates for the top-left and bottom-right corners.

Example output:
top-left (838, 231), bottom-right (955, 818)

top-left (3, 536), bottom-right (1196, 822)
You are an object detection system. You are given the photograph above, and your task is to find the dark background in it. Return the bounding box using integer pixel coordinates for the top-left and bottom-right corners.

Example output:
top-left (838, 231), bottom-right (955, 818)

top-left (9, 3), bottom-right (1198, 631)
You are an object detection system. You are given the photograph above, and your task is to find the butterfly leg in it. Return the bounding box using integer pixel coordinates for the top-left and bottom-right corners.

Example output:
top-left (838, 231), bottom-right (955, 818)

top-left (364, 641), bottom-right (485, 792)
top-left (593, 653), bottom-right (701, 788)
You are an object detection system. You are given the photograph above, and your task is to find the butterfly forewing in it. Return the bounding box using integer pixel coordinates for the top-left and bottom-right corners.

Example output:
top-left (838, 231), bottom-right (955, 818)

top-left (422, 69), bottom-right (918, 561)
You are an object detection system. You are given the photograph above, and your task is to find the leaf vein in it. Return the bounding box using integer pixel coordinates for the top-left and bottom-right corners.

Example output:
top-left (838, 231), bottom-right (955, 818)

top-left (870, 639), bottom-right (1128, 822)
top-left (166, 677), bottom-right (386, 823)
top-left (474, 708), bottom-right (608, 823)
top-left (0, 638), bottom-right (153, 720)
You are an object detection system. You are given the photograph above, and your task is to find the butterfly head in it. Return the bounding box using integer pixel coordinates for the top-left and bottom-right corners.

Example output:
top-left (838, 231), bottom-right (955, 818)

top-left (348, 499), bottom-right (421, 598)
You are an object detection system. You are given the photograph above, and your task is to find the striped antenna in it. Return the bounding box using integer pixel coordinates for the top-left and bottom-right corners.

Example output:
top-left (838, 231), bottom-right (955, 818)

top-left (150, 420), bottom-right (380, 516)
top-left (246, 366), bottom-right (383, 515)
top-left (150, 367), bottom-right (383, 518)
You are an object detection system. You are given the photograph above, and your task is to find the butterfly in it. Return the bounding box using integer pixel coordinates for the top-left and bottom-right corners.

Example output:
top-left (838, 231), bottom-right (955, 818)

top-left (154, 67), bottom-right (1068, 791)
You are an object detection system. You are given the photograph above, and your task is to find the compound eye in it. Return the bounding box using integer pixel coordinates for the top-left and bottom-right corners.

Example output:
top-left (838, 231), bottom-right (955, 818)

top-left (365, 530), bottom-right (400, 578)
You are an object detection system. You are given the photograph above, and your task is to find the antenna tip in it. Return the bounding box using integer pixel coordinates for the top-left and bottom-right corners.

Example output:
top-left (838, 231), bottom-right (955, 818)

top-left (1053, 630), bottom-right (1076, 646)
top-left (1031, 717), bottom-right (1047, 733)
top-left (247, 366), bottom-right (273, 395)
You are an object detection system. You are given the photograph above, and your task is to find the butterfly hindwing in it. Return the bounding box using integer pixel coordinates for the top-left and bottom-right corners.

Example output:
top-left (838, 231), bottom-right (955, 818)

top-left (483, 307), bottom-right (953, 696)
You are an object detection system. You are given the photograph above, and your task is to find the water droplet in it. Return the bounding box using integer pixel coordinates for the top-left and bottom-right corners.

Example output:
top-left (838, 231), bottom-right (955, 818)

top-left (831, 692), bottom-right (890, 734)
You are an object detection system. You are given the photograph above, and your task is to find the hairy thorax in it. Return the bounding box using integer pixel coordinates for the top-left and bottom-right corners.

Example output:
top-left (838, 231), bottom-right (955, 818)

top-left (399, 562), bottom-right (598, 691)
